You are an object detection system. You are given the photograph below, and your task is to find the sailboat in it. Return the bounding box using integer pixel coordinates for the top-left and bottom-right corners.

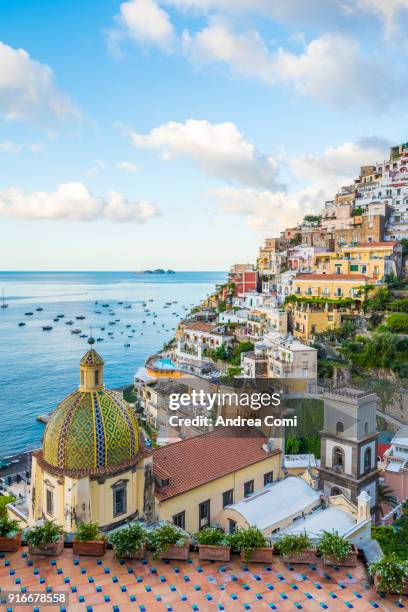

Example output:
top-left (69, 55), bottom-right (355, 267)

top-left (1, 288), bottom-right (8, 309)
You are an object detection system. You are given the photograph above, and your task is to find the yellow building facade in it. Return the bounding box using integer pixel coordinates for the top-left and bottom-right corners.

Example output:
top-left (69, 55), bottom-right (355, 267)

top-left (314, 242), bottom-right (401, 280)
top-left (291, 303), bottom-right (343, 342)
top-left (292, 273), bottom-right (373, 301)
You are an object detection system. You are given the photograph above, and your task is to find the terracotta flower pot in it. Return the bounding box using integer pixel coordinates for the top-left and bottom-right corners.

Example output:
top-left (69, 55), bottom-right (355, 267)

top-left (374, 573), bottom-right (408, 595)
top-left (73, 539), bottom-right (106, 557)
top-left (29, 535), bottom-right (64, 556)
top-left (0, 531), bottom-right (22, 553)
top-left (198, 544), bottom-right (231, 562)
top-left (282, 549), bottom-right (318, 564)
top-left (159, 542), bottom-right (189, 560)
top-left (322, 544), bottom-right (358, 567)
top-left (114, 542), bottom-right (146, 559)
top-left (240, 546), bottom-right (273, 563)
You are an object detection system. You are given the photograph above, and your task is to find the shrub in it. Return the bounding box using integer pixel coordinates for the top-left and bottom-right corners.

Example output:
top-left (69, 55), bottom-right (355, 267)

top-left (74, 521), bottom-right (105, 542)
top-left (317, 531), bottom-right (352, 562)
top-left (0, 494), bottom-right (15, 518)
top-left (228, 527), bottom-right (268, 560)
top-left (0, 515), bottom-right (20, 538)
top-left (195, 527), bottom-right (229, 546)
top-left (275, 533), bottom-right (313, 556)
top-left (385, 313), bottom-right (408, 334)
top-left (369, 554), bottom-right (408, 594)
top-left (148, 524), bottom-right (189, 559)
top-left (26, 521), bottom-right (64, 548)
top-left (109, 523), bottom-right (148, 557)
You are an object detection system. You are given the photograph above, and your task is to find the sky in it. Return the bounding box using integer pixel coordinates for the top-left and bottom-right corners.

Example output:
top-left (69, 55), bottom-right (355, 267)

top-left (0, 0), bottom-right (408, 271)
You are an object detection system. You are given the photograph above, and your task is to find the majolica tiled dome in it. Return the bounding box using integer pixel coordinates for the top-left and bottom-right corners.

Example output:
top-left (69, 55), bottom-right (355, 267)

top-left (42, 346), bottom-right (139, 475)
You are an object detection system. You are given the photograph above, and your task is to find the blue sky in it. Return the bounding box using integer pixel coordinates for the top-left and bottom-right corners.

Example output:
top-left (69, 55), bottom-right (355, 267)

top-left (0, 0), bottom-right (407, 270)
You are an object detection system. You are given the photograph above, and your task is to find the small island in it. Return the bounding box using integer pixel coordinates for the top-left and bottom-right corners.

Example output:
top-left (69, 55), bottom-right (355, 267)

top-left (135, 269), bottom-right (176, 274)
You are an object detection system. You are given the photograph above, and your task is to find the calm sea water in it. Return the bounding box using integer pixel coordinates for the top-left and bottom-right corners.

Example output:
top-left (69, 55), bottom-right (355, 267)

top-left (0, 271), bottom-right (226, 456)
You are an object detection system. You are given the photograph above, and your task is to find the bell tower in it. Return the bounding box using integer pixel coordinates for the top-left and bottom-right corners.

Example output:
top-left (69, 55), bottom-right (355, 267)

top-left (79, 337), bottom-right (104, 392)
top-left (318, 387), bottom-right (379, 507)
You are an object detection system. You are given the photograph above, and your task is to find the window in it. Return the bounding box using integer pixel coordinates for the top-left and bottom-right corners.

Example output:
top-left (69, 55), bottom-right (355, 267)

top-left (244, 480), bottom-right (254, 497)
top-left (350, 264), bottom-right (359, 271)
top-left (228, 519), bottom-right (237, 534)
top-left (198, 500), bottom-right (210, 529)
top-left (46, 488), bottom-right (53, 515)
top-left (264, 471), bottom-right (274, 486)
top-left (95, 370), bottom-right (100, 385)
top-left (80, 371), bottom-right (84, 386)
top-left (113, 482), bottom-right (127, 517)
top-left (173, 511), bottom-right (185, 529)
top-left (364, 422), bottom-right (369, 435)
top-left (336, 421), bottom-right (344, 434)
top-left (333, 446), bottom-right (345, 471)
top-left (222, 489), bottom-right (233, 508)
top-left (364, 447), bottom-right (372, 472)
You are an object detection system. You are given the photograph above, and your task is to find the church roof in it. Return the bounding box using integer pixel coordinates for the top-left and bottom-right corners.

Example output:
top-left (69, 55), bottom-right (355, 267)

top-left (80, 348), bottom-right (104, 366)
top-left (42, 388), bottom-right (140, 475)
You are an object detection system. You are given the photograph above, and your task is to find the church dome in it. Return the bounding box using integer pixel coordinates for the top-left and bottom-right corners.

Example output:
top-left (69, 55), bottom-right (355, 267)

top-left (42, 344), bottom-right (140, 476)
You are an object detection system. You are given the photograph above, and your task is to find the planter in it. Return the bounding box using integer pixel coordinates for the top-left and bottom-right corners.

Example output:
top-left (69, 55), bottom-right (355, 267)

top-left (0, 531), bottom-right (22, 553)
top-left (159, 543), bottom-right (189, 560)
top-left (114, 543), bottom-right (146, 560)
top-left (322, 545), bottom-right (358, 567)
top-left (374, 573), bottom-right (408, 596)
top-left (29, 535), bottom-right (65, 556)
top-left (282, 549), bottom-right (318, 564)
top-left (73, 539), bottom-right (106, 557)
top-left (198, 544), bottom-right (231, 562)
top-left (240, 546), bottom-right (273, 563)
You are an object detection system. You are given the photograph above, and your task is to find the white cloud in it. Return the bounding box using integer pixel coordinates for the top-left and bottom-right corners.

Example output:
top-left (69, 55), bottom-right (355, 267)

top-left (184, 26), bottom-right (400, 109)
top-left (290, 137), bottom-right (390, 192)
top-left (0, 182), bottom-right (160, 223)
top-left (116, 160), bottom-right (141, 172)
top-left (212, 186), bottom-right (306, 233)
top-left (108, 0), bottom-right (175, 53)
top-left (0, 41), bottom-right (79, 122)
top-left (213, 137), bottom-right (391, 232)
top-left (0, 140), bottom-right (45, 154)
top-left (345, 0), bottom-right (408, 37)
top-left (129, 118), bottom-right (280, 188)
top-left (85, 160), bottom-right (106, 178)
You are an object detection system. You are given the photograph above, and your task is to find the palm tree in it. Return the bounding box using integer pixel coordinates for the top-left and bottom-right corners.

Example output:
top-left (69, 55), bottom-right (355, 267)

top-left (371, 482), bottom-right (398, 518)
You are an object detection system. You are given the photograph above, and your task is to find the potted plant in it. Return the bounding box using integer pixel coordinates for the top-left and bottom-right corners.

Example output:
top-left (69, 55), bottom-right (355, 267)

top-left (196, 527), bottom-right (231, 562)
top-left (109, 523), bottom-right (148, 559)
top-left (229, 527), bottom-right (273, 563)
top-left (73, 522), bottom-right (106, 557)
top-left (275, 533), bottom-right (317, 564)
top-left (317, 531), bottom-right (357, 567)
top-left (369, 554), bottom-right (408, 596)
top-left (26, 521), bottom-right (65, 556)
top-left (148, 523), bottom-right (189, 560)
top-left (0, 515), bottom-right (22, 552)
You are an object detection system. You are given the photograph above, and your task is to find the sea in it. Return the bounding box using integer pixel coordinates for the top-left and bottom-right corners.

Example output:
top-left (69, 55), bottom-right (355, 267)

top-left (0, 271), bottom-right (226, 457)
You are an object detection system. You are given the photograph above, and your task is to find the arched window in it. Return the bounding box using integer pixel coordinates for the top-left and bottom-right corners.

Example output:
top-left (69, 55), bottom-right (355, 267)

top-left (336, 421), bottom-right (344, 435)
top-left (364, 422), bottom-right (369, 435)
top-left (364, 447), bottom-right (372, 471)
top-left (331, 487), bottom-right (341, 496)
top-left (333, 446), bottom-right (345, 471)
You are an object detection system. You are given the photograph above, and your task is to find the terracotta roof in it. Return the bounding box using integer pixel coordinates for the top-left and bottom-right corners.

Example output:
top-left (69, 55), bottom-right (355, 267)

top-left (153, 427), bottom-right (279, 501)
top-left (181, 321), bottom-right (218, 333)
top-left (295, 274), bottom-right (370, 281)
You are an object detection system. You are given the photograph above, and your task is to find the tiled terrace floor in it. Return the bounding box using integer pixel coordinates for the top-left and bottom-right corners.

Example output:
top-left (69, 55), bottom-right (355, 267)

top-left (0, 548), bottom-right (405, 612)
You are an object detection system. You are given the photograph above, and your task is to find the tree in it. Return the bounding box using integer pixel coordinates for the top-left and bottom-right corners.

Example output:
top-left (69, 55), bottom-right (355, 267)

top-left (371, 482), bottom-right (398, 517)
top-left (289, 232), bottom-right (302, 246)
